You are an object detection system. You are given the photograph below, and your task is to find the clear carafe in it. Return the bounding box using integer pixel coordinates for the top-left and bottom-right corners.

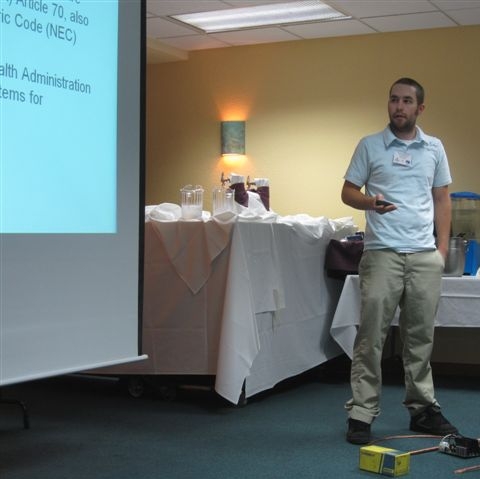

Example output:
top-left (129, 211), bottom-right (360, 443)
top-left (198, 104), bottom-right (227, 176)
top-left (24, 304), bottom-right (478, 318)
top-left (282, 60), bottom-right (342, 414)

top-left (212, 187), bottom-right (234, 216)
top-left (180, 184), bottom-right (204, 220)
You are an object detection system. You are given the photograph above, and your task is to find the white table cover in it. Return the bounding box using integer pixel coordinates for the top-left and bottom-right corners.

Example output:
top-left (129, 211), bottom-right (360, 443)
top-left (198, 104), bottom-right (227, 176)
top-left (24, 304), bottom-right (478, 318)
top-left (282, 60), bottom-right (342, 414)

top-left (330, 275), bottom-right (480, 358)
top-left (92, 216), bottom-right (355, 404)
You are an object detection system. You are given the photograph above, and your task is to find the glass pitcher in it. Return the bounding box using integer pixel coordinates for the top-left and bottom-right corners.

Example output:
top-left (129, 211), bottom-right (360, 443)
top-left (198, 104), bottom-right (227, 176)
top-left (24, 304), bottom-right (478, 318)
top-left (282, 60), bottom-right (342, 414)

top-left (180, 185), bottom-right (204, 220)
top-left (212, 187), bottom-right (234, 216)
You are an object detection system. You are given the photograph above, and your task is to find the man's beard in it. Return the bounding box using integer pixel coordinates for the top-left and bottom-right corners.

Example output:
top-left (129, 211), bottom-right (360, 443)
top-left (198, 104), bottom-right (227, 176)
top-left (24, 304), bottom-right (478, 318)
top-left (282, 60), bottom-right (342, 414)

top-left (389, 116), bottom-right (417, 136)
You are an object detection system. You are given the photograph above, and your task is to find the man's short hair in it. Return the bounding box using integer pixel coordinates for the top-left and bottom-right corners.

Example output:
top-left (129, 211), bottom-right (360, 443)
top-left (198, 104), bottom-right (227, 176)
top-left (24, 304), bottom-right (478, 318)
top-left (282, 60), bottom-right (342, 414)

top-left (390, 77), bottom-right (425, 104)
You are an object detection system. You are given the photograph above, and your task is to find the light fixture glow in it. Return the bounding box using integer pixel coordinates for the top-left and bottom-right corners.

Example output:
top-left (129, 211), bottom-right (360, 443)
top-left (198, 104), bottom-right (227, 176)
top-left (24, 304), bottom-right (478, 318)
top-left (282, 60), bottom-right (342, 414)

top-left (171, 1), bottom-right (350, 34)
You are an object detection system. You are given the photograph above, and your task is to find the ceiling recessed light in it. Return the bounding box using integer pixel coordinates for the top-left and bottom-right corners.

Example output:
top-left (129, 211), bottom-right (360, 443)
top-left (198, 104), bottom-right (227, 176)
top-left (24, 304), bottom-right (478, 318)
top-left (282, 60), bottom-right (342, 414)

top-left (171, 1), bottom-right (350, 34)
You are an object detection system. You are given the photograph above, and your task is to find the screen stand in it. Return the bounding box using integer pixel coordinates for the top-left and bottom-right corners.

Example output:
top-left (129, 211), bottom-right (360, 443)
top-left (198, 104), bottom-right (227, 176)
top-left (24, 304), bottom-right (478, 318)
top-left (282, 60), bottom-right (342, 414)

top-left (0, 389), bottom-right (30, 429)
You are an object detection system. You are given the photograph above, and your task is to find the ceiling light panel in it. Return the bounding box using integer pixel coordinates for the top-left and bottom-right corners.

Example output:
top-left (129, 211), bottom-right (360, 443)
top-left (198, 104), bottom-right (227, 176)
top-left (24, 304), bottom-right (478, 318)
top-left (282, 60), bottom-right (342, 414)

top-left (171, 1), bottom-right (350, 33)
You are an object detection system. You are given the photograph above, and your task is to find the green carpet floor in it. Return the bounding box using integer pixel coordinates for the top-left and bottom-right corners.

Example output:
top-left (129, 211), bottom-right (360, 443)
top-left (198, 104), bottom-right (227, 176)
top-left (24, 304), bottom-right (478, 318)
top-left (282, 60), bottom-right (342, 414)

top-left (1, 362), bottom-right (479, 479)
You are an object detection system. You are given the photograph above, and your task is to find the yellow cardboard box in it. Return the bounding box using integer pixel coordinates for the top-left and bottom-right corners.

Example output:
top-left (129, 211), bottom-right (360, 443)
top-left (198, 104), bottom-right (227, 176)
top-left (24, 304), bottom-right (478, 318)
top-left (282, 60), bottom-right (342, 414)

top-left (359, 445), bottom-right (410, 477)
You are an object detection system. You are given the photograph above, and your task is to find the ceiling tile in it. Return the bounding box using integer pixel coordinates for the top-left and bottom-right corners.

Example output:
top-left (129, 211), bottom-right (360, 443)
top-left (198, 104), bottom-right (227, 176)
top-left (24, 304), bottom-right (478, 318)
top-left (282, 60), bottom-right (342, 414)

top-left (284, 18), bottom-right (376, 38)
top-left (145, 0), bottom-right (480, 62)
top-left (363, 11), bottom-right (457, 32)
top-left (211, 27), bottom-right (300, 46)
top-left (328, 0), bottom-right (436, 18)
top-left (446, 7), bottom-right (480, 25)
top-left (431, 0), bottom-right (480, 10)
top-left (146, 0), bottom-right (228, 16)
top-left (147, 17), bottom-right (198, 39)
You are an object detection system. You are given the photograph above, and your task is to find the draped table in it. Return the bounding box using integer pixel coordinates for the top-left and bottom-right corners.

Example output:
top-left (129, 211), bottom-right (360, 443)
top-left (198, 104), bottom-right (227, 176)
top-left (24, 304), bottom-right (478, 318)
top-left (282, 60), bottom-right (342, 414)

top-left (330, 274), bottom-right (480, 359)
top-left (92, 216), bottom-right (353, 404)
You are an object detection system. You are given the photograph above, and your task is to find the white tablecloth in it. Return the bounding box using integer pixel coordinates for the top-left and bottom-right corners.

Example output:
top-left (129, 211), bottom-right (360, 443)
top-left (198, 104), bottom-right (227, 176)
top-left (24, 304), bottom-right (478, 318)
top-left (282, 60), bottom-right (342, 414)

top-left (330, 275), bottom-right (480, 358)
top-left (93, 217), bottom-right (353, 404)
top-left (215, 221), bottom-right (345, 402)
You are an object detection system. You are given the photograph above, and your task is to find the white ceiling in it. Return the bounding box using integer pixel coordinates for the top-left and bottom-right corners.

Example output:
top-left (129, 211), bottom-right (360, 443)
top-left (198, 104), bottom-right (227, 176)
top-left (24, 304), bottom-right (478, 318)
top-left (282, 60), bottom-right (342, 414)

top-left (146, 0), bottom-right (480, 63)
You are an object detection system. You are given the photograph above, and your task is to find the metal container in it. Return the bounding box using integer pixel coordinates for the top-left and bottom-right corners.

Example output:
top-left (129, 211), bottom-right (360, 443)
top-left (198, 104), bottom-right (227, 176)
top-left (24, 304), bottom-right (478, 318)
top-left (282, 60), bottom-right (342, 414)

top-left (443, 237), bottom-right (466, 277)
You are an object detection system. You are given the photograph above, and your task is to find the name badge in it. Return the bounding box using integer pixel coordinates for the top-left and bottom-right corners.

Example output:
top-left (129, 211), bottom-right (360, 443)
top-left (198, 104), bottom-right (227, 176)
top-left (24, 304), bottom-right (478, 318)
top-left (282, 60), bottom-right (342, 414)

top-left (393, 151), bottom-right (412, 167)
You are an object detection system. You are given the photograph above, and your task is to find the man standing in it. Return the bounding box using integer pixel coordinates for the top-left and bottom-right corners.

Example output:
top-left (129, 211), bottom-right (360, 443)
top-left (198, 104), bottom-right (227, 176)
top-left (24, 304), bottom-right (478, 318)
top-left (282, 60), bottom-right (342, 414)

top-left (341, 77), bottom-right (458, 444)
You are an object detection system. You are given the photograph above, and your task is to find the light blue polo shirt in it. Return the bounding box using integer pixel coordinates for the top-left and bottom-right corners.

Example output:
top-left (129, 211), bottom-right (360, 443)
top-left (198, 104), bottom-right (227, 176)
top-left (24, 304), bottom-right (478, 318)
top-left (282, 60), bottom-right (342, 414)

top-left (344, 126), bottom-right (452, 252)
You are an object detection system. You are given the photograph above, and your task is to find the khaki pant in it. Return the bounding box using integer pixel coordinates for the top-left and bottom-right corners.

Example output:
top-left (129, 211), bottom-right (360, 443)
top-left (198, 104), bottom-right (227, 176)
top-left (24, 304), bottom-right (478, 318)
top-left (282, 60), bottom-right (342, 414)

top-left (345, 249), bottom-right (445, 423)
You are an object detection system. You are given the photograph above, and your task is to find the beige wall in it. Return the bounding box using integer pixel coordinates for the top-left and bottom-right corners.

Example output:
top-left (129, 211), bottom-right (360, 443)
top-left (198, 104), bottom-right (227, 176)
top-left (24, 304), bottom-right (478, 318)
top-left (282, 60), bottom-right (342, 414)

top-left (146, 26), bottom-right (480, 229)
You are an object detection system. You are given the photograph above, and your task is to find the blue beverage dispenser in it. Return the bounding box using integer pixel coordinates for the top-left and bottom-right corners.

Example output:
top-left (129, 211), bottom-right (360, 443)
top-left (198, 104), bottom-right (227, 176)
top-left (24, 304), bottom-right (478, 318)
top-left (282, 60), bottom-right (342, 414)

top-left (450, 192), bottom-right (480, 275)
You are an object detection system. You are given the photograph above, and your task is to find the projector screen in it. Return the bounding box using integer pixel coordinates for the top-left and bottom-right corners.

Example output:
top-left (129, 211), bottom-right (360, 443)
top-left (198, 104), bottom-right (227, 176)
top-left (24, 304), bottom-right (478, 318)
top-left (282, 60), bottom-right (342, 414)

top-left (0, 0), bottom-right (146, 385)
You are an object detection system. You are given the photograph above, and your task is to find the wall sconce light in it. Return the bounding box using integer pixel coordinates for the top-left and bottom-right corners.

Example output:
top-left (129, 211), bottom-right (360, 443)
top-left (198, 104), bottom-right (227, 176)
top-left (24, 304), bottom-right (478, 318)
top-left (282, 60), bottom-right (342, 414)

top-left (221, 121), bottom-right (245, 156)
